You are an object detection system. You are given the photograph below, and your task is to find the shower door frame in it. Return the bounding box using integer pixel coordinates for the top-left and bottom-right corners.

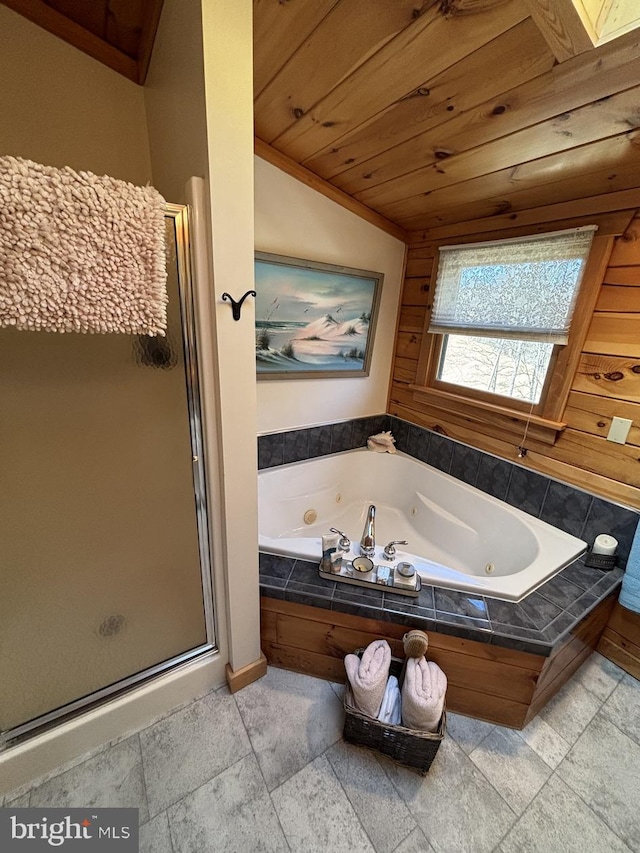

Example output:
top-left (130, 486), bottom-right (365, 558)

top-left (2, 203), bottom-right (217, 746)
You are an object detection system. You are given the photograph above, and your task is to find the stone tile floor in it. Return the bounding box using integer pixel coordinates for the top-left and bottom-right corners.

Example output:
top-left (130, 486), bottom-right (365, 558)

top-left (2, 652), bottom-right (639, 852)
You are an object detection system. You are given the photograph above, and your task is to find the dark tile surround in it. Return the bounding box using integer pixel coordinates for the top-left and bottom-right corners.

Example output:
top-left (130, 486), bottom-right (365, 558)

top-left (258, 415), bottom-right (638, 655)
top-left (259, 552), bottom-right (623, 656)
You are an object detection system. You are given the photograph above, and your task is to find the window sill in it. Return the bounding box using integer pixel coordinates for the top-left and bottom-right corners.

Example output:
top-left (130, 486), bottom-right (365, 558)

top-left (408, 385), bottom-right (566, 447)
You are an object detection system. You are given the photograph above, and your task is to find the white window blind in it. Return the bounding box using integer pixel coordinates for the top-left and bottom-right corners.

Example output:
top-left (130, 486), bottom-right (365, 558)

top-left (428, 226), bottom-right (597, 345)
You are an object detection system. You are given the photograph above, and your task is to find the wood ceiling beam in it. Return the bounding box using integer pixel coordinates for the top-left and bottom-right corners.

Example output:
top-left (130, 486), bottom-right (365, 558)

top-left (523, 0), bottom-right (596, 61)
top-left (255, 138), bottom-right (407, 243)
top-left (1, 0), bottom-right (138, 82)
top-left (409, 188), bottom-right (640, 242)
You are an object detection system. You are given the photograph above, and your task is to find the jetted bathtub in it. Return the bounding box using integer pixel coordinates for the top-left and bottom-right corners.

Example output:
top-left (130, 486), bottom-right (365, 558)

top-left (258, 448), bottom-right (587, 602)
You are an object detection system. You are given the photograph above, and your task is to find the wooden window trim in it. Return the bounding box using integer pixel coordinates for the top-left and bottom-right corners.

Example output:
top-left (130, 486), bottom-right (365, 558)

top-left (410, 234), bottom-right (615, 447)
top-left (425, 336), bottom-right (560, 417)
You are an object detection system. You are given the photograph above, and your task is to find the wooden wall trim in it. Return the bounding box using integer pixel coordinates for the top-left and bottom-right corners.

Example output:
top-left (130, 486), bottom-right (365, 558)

top-left (524, 0), bottom-right (595, 62)
top-left (255, 138), bottom-right (408, 243)
top-left (544, 235), bottom-right (615, 421)
top-left (225, 652), bottom-right (268, 694)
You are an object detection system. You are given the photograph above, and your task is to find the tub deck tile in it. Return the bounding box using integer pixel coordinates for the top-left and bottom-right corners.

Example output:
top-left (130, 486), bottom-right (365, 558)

top-left (486, 599), bottom-right (538, 631)
top-left (517, 591), bottom-right (563, 630)
top-left (386, 585), bottom-right (435, 610)
top-left (434, 588), bottom-right (489, 620)
top-left (590, 567), bottom-right (625, 597)
top-left (332, 586), bottom-right (384, 608)
top-left (434, 612), bottom-right (493, 643)
top-left (560, 559), bottom-right (607, 590)
top-left (290, 559), bottom-right (333, 587)
top-left (258, 551), bottom-right (620, 658)
top-left (489, 624), bottom-right (551, 656)
top-left (381, 596), bottom-right (436, 623)
top-left (260, 580), bottom-right (287, 601)
top-left (377, 600), bottom-right (437, 630)
top-left (259, 552), bottom-right (296, 581)
top-left (262, 585), bottom-right (286, 601)
top-left (542, 611), bottom-right (581, 644)
top-left (286, 582), bottom-right (335, 608)
top-left (566, 590), bottom-right (599, 618)
top-left (331, 600), bottom-right (388, 621)
top-left (537, 574), bottom-right (584, 610)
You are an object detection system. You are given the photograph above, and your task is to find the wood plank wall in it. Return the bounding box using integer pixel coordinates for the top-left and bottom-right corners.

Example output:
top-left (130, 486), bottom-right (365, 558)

top-left (389, 200), bottom-right (640, 678)
top-left (597, 602), bottom-right (640, 679)
top-left (389, 203), bottom-right (640, 509)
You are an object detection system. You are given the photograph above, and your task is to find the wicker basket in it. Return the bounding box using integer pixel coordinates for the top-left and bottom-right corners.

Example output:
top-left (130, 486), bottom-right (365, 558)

top-left (343, 654), bottom-right (445, 775)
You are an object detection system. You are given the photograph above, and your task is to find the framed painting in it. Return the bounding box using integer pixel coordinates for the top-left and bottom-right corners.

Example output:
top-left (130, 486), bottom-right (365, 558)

top-left (255, 251), bottom-right (383, 379)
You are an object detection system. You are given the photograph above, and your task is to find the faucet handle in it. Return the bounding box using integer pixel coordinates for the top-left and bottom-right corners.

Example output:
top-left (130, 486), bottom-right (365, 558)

top-left (383, 540), bottom-right (408, 561)
top-left (330, 528), bottom-right (351, 552)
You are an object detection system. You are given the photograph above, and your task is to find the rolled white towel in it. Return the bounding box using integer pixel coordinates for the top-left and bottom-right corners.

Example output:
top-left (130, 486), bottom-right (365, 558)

top-left (377, 675), bottom-right (402, 725)
top-left (344, 639), bottom-right (391, 718)
top-left (401, 657), bottom-right (446, 733)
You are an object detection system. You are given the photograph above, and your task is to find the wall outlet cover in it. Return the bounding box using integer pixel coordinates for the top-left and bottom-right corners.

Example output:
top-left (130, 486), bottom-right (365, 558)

top-left (607, 416), bottom-right (633, 444)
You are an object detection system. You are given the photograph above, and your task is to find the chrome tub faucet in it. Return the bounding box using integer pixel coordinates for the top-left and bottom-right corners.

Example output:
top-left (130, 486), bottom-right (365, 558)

top-left (360, 504), bottom-right (376, 557)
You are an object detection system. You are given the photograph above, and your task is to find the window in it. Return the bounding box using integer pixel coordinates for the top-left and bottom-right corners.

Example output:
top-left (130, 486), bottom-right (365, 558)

top-left (436, 334), bottom-right (554, 405)
top-left (412, 225), bottom-right (602, 446)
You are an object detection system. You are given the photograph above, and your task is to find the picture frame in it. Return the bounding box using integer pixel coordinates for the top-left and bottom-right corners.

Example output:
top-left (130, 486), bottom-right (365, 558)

top-left (255, 251), bottom-right (383, 380)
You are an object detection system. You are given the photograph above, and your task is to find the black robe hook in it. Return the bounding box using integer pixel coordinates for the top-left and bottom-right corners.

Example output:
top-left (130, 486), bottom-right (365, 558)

top-left (221, 290), bottom-right (256, 321)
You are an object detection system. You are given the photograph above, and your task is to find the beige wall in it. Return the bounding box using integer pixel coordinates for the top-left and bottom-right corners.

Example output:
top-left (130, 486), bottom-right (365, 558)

top-left (144, 0), bottom-right (209, 202)
top-left (0, 5), bottom-right (151, 185)
top-left (255, 156), bottom-right (407, 433)
top-left (200, 0), bottom-right (261, 672)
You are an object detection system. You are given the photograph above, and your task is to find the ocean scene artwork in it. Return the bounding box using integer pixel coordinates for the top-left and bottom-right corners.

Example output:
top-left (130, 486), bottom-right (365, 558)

top-left (255, 252), bottom-right (382, 378)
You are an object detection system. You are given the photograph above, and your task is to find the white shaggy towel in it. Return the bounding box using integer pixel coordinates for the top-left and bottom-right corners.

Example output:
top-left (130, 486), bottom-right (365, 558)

top-left (377, 675), bottom-right (402, 725)
top-left (344, 639), bottom-right (391, 718)
top-left (0, 156), bottom-right (167, 335)
top-left (401, 657), bottom-right (446, 733)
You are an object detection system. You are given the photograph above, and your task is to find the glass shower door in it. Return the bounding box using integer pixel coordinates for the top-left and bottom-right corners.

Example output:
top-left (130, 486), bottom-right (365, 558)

top-left (0, 206), bottom-right (213, 740)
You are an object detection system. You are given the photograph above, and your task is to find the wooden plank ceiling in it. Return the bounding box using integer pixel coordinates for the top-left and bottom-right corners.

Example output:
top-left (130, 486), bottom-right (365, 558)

top-left (254, 0), bottom-right (640, 238)
top-left (0, 0), bottom-right (164, 83)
